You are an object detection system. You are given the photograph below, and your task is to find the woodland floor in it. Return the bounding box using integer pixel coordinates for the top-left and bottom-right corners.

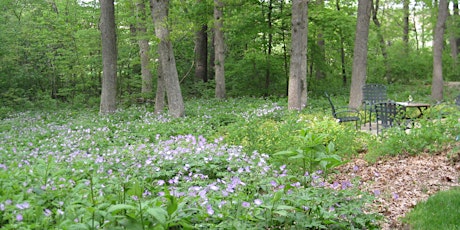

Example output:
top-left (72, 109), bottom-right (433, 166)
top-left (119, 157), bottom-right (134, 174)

top-left (333, 145), bottom-right (460, 229)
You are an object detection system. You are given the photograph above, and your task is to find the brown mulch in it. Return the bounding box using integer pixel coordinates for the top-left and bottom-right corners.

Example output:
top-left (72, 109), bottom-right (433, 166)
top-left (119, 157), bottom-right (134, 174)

top-left (332, 148), bottom-right (460, 230)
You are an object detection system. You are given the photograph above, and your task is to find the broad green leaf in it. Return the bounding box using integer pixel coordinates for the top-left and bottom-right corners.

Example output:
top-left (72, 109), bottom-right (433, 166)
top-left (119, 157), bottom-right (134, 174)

top-left (147, 207), bottom-right (168, 225)
top-left (107, 204), bottom-right (137, 213)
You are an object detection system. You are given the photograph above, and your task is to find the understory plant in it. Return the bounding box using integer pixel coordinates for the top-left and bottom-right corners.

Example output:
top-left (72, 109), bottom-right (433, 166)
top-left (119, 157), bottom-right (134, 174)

top-left (0, 105), bottom-right (381, 229)
top-left (274, 128), bottom-right (346, 179)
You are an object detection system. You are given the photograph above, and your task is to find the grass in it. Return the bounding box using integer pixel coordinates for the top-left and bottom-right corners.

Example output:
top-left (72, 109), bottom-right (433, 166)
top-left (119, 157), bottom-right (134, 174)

top-left (402, 187), bottom-right (460, 230)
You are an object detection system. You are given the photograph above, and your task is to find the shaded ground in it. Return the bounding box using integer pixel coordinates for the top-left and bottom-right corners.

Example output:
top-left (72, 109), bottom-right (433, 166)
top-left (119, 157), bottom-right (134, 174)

top-left (332, 147), bottom-right (460, 229)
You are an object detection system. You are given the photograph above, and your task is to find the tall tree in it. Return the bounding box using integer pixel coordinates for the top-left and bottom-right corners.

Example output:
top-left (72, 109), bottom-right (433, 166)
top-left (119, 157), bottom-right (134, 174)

top-left (288, 0), bottom-right (308, 110)
top-left (195, 24), bottom-right (208, 82)
top-left (315, 0), bottom-right (326, 80)
top-left (403, 0), bottom-right (410, 50)
top-left (214, 0), bottom-right (226, 99)
top-left (348, 0), bottom-right (372, 109)
top-left (371, 0), bottom-right (389, 82)
top-left (135, 0), bottom-right (153, 94)
top-left (336, 0), bottom-right (348, 85)
top-left (449, 0), bottom-right (459, 66)
top-left (155, 60), bottom-right (166, 113)
top-left (99, 0), bottom-right (118, 114)
top-left (265, 0), bottom-right (274, 94)
top-left (194, 0), bottom-right (208, 83)
top-left (431, 0), bottom-right (448, 102)
top-left (151, 0), bottom-right (185, 117)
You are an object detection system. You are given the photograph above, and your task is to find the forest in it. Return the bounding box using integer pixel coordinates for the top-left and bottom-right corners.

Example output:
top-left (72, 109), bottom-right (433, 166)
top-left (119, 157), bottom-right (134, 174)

top-left (2, 1), bottom-right (460, 229)
top-left (1, 0), bottom-right (459, 115)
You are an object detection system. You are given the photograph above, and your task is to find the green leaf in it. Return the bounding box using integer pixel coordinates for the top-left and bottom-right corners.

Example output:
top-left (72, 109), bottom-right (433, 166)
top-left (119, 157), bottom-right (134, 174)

top-left (273, 210), bottom-right (288, 216)
top-left (271, 190), bottom-right (283, 203)
top-left (274, 205), bottom-right (295, 210)
top-left (166, 195), bottom-right (178, 216)
top-left (147, 207), bottom-right (168, 225)
top-left (68, 223), bottom-right (90, 230)
top-left (107, 204), bottom-right (137, 213)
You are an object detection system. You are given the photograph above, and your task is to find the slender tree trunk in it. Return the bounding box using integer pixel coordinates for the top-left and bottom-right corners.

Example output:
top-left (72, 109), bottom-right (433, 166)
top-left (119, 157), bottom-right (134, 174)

top-left (315, 0), bottom-right (325, 80)
top-left (195, 24), bottom-right (208, 82)
top-left (280, 0), bottom-right (289, 96)
top-left (371, 0), bottom-right (390, 82)
top-left (336, 0), bottom-right (347, 86)
top-left (265, 0), bottom-right (273, 95)
top-left (214, 0), bottom-right (226, 99)
top-left (403, 0), bottom-right (410, 50)
top-left (155, 59), bottom-right (166, 114)
top-left (288, 0), bottom-right (308, 111)
top-left (99, 0), bottom-right (117, 114)
top-left (431, 0), bottom-right (448, 102)
top-left (151, 0), bottom-right (185, 117)
top-left (349, 0), bottom-right (371, 109)
top-left (449, 0), bottom-right (459, 66)
top-left (135, 0), bottom-right (153, 94)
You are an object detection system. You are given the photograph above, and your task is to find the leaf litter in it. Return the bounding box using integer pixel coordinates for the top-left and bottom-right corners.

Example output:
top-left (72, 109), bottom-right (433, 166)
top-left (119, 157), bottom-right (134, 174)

top-left (332, 147), bottom-right (460, 229)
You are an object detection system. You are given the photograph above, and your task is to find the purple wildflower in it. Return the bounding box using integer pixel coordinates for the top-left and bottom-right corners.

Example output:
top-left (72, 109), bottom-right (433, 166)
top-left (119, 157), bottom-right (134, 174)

top-left (44, 209), bottom-right (52, 217)
top-left (254, 199), bottom-right (263, 206)
top-left (16, 214), bottom-right (23, 222)
top-left (242, 202), bottom-right (250, 208)
top-left (206, 205), bottom-right (214, 215)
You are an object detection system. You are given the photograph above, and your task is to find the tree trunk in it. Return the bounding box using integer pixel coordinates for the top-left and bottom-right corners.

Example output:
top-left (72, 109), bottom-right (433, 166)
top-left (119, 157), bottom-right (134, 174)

top-left (265, 0), bottom-right (273, 95)
top-left (403, 0), bottom-right (409, 49)
top-left (349, 0), bottom-right (371, 109)
top-left (336, 0), bottom-right (347, 86)
top-left (315, 0), bottom-right (325, 80)
top-left (371, 0), bottom-right (390, 82)
top-left (99, 0), bottom-right (117, 114)
top-left (214, 0), bottom-right (226, 99)
top-left (431, 0), bottom-right (448, 102)
top-left (135, 0), bottom-right (153, 94)
top-left (151, 0), bottom-right (185, 117)
top-left (449, 0), bottom-right (459, 66)
top-left (195, 24), bottom-right (208, 82)
top-left (288, 0), bottom-right (308, 111)
top-left (155, 59), bottom-right (166, 114)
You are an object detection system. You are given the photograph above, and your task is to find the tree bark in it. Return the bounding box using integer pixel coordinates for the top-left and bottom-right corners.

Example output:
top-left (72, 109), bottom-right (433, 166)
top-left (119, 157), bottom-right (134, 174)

top-left (99, 0), bottom-right (117, 114)
top-left (349, 0), bottom-right (371, 109)
top-left (403, 0), bottom-right (409, 49)
top-left (449, 0), bottom-right (459, 66)
top-left (155, 59), bottom-right (166, 114)
top-left (135, 0), bottom-right (153, 94)
top-left (431, 0), bottom-right (448, 102)
top-left (371, 0), bottom-right (390, 82)
top-left (315, 0), bottom-right (325, 80)
top-left (336, 0), bottom-right (347, 86)
top-left (214, 0), bottom-right (226, 99)
top-left (288, 0), bottom-right (308, 111)
top-left (195, 24), bottom-right (208, 82)
top-left (150, 0), bottom-right (185, 117)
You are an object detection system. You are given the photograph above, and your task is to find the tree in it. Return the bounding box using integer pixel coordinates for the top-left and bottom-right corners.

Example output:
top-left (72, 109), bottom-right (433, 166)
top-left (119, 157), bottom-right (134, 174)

top-left (135, 0), bottom-right (153, 94)
top-left (449, 0), bottom-right (459, 66)
top-left (214, 0), bottom-right (226, 99)
top-left (287, 0), bottom-right (308, 111)
top-left (194, 0), bottom-right (208, 83)
top-left (371, 0), bottom-right (389, 82)
top-left (100, 0), bottom-right (118, 114)
top-left (431, 0), bottom-right (448, 102)
top-left (151, 0), bottom-right (185, 117)
top-left (348, 0), bottom-right (371, 109)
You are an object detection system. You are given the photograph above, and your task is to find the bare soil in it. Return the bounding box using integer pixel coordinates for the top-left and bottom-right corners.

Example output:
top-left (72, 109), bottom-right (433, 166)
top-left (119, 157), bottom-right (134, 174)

top-left (332, 146), bottom-right (460, 229)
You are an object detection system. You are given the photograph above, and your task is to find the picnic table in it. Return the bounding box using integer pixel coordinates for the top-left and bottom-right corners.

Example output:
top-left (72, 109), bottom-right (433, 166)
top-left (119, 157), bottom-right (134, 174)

top-left (396, 102), bottom-right (430, 119)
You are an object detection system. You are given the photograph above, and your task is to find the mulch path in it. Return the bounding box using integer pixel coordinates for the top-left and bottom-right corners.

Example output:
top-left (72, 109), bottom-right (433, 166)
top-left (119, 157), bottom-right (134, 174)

top-left (332, 147), bottom-right (460, 229)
